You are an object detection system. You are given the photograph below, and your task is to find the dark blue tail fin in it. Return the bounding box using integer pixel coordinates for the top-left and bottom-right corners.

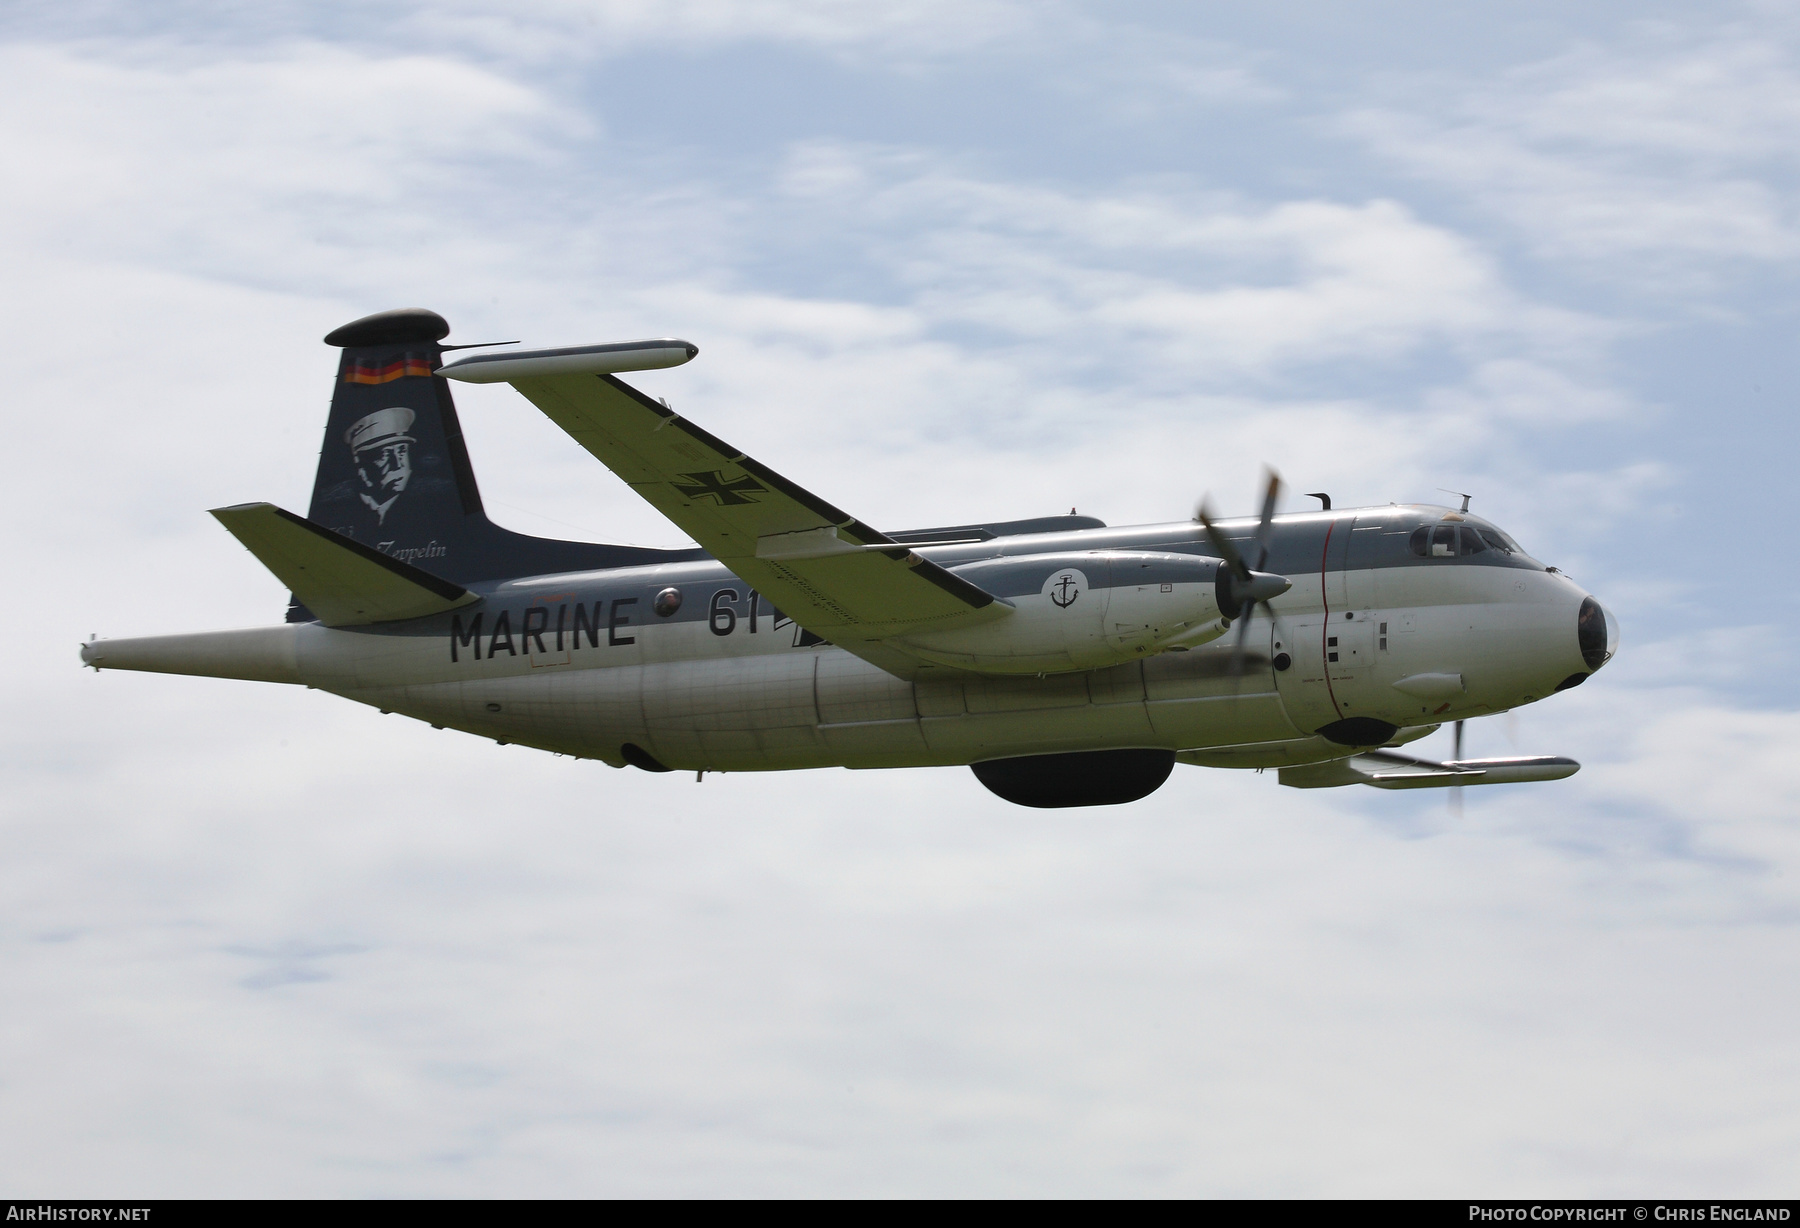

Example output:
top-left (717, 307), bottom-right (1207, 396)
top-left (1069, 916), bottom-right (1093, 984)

top-left (302, 308), bottom-right (694, 614)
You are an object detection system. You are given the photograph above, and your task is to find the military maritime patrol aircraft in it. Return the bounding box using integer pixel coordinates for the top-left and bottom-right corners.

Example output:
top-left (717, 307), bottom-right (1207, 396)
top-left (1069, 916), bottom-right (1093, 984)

top-left (81, 308), bottom-right (1618, 807)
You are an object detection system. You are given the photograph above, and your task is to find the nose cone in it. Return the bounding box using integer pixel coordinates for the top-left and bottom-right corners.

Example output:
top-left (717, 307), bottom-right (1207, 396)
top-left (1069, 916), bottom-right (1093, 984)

top-left (1556, 595), bottom-right (1619, 692)
top-left (1577, 596), bottom-right (1619, 671)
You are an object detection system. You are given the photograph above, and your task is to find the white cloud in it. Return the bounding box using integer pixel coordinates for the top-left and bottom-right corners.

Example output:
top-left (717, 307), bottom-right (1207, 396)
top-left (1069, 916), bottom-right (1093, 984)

top-left (775, 144), bottom-right (1608, 383)
top-left (444, 0), bottom-right (1041, 58)
top-left (1347, 24), bottom-right (1800, 277)
top-left (7, 666), bottom-right (1798, 1195)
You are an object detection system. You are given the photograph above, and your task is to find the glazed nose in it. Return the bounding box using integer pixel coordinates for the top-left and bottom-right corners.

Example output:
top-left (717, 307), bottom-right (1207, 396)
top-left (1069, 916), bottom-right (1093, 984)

top-left (1577, 596), bottom-right (1619, 672)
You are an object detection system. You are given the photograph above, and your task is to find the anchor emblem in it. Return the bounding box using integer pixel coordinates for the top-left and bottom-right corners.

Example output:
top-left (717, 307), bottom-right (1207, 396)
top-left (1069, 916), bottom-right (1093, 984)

top-left (1050, 572), bottom-right (1080, 608)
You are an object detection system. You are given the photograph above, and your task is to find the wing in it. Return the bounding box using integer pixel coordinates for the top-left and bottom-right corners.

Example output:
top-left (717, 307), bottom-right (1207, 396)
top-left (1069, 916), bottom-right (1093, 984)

top-left (453, 363), bottom-right (1007, 674)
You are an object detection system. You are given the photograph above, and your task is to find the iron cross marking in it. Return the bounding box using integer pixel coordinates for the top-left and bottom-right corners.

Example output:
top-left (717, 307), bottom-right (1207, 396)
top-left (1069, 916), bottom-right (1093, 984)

top-left (670, 469), bottom-right (768, 507)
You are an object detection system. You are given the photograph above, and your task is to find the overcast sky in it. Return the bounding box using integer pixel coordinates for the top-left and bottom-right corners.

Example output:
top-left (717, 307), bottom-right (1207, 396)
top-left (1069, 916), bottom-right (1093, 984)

top-left (4, 0), bottom-right (1798, 1197)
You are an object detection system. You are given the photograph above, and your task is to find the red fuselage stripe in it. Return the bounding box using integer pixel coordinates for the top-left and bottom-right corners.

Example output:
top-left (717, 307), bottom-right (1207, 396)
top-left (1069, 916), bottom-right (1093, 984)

top-left (1319, 518), bottom-right (1344, 721)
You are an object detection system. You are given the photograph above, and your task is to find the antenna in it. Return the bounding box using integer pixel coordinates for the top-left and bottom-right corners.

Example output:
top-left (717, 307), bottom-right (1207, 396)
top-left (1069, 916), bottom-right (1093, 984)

top-left (1305, 492), bottom-right (1331, 511)
top-left (1437, 488), bottom-right (1472, 513)
top-left (439, 340), bottom-right (521, 351)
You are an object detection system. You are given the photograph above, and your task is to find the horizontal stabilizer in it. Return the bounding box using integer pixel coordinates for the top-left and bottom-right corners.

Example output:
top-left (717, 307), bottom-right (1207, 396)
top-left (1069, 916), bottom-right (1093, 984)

top-left (1278, 749), bottom-right (1579, 790)
top-left (210, 503), bottom-right (478, 627)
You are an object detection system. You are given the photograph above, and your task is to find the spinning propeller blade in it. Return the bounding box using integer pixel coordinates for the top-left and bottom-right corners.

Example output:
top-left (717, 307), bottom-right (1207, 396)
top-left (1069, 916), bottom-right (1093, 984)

top-left (1196, 469), bottom-right (1292, 676)
top-left (1450, 719), bottom-right (1466, 816)
top-left (1195, 501), bottom-right (1249, 581)
top-left (1252, 469), bottom-right (1280, 570)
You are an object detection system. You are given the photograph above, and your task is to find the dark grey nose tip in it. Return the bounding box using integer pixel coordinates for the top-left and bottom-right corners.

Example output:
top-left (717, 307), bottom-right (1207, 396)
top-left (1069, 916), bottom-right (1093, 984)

top-left (1577, 596), bottom-right (1618, 670)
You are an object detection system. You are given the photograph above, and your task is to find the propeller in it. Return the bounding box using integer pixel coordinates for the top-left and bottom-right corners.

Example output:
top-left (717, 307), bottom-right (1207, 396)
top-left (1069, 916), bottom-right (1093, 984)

top-left (1195, 469), bottom-right (1293, 674)
top-left (1450, 718), bottom-right (1466, 817)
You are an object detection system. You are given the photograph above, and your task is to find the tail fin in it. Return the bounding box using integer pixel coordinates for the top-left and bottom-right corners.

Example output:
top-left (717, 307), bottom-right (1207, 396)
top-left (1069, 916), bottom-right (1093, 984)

top-left (302, 309), bottom-right (692, 615)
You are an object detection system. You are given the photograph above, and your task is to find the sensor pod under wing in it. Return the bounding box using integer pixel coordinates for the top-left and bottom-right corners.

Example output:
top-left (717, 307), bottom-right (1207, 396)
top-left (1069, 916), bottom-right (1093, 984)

top-left (1277, 749), bottom-right (1580, 789)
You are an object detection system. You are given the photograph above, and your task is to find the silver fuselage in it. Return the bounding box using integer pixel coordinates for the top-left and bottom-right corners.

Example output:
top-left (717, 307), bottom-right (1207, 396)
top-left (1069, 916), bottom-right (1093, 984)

top-left (92, 504), bottom-right (1603, 774)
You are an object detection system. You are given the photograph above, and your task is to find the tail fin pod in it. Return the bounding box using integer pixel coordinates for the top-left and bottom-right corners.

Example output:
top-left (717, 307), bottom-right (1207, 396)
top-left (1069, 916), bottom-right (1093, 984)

top-left (301, 309), bottom-right (695, 612)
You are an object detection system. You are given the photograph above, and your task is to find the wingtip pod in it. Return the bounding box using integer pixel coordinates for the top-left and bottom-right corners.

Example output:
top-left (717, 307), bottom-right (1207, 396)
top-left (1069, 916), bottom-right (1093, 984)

top-left (437, 339), bottom-right (698, 384)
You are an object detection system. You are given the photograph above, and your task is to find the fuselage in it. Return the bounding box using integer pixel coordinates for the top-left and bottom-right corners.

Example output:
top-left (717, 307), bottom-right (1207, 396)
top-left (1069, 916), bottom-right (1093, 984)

top-left (106, 503), bottom-right (1609, 775)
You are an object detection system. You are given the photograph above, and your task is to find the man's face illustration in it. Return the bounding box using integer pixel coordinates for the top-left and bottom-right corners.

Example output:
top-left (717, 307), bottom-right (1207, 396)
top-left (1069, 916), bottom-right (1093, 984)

top-left (359, 439), bottom-right (412, 497)
top-left (344, 406), bottom-right (417, 524)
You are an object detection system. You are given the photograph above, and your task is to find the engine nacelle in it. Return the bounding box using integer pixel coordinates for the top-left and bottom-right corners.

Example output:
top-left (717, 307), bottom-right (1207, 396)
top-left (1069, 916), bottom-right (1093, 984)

top-left (890, 550), bottom-right (1228, 675)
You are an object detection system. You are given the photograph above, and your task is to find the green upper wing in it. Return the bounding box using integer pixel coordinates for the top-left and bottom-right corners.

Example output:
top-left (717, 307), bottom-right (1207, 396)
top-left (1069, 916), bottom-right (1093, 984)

top-left (504, 373), bottom-right (1007, 667)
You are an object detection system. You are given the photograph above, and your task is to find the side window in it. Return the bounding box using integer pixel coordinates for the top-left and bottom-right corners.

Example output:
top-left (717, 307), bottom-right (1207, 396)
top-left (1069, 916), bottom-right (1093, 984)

top-left (1479, 529), bottom-right (1514, 554)
top-left (1458, 526), bottom-right (1487, 555)
top-left (1409, 526), bottom-right (1430, 557)
top-left (1431, 525), bottom-right (1456, 557)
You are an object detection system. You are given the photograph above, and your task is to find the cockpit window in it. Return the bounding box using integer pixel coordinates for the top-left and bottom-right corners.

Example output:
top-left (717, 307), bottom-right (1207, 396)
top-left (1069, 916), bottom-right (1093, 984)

top-left (1409, 523), bottom-right (1496, 559)
top-left (1400, 516), bottom-right (1540, 568)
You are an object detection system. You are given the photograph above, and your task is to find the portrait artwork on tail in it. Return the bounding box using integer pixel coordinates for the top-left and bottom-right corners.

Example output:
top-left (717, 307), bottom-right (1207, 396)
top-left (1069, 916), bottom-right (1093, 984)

top-left (345, 406), bottom-right (415, 525)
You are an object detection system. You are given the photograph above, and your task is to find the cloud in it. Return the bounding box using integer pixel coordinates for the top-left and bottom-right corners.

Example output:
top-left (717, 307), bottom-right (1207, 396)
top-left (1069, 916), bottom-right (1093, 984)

top-left (1346, 23), bottom-right (1800, 280)
top-left (0, 40), bottom-right (1636, 541)
top-left (772, 144), bottom-right (1609, 383)
top-left (5, 0), bottom-right (1047, 71)
top-left (419, 0), bottom-right (1042, 62)
top-left (9, 666), bottom-right (1799, 1195)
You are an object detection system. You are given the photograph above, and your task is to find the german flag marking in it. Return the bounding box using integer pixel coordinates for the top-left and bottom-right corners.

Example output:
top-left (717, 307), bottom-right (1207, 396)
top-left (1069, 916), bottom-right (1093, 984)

top-left (344, 354), bottom-right (436, 385)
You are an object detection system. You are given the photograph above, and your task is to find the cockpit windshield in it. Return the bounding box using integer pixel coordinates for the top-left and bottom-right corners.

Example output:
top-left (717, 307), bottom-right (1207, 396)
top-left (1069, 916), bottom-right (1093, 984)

top-left (1410, 524), bottom-right (1486, 557)
top-left (1341, 509), bottom-right (1543, 572)
top-left (1407, 518), bottom-right (1529, 561)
